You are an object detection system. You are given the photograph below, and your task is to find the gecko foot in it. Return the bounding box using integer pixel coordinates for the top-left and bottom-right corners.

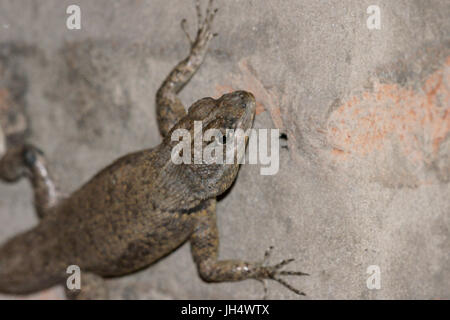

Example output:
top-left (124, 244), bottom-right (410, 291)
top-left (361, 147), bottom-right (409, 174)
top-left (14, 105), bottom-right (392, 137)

top-left (181, 0), bottom-right (218, 49)
top-left (258, 246), bottom-right (309, 299)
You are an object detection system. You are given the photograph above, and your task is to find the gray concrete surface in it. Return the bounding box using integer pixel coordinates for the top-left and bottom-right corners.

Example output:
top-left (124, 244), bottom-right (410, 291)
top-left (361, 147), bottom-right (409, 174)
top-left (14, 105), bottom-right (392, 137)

top-left (0, 0), bottom-right (449, 299)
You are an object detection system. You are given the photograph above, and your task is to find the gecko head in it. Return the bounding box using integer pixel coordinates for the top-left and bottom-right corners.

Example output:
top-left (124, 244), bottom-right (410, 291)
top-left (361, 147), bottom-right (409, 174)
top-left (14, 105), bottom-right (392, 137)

top-left (167, 90), bottom-right (256, 199)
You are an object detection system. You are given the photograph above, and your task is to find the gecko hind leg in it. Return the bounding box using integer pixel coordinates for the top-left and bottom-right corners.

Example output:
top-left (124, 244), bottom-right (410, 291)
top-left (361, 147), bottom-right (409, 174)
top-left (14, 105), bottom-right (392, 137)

top-left (190, 200), bottom-right (309, 299)
top-left (156, 0), bottom-right (218, 137)
top-left (0, 144), bottom-right (60, 219)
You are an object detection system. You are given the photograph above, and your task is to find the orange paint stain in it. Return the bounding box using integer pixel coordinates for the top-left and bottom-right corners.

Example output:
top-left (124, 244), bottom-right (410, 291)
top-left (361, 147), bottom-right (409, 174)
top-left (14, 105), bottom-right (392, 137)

top-left (328, 56), bottom-right (450, 166)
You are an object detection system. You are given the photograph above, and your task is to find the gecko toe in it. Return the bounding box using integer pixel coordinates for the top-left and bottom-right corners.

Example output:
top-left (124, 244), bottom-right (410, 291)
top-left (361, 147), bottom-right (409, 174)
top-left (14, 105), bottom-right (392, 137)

top-left (274, 258), bottom-right (295, 270)
top-left (273, 276), bottom-right (307, 297)
top-left (279, 270), bottom-right (310, 276)
top-left (181, 18), bottom-right (193, 45)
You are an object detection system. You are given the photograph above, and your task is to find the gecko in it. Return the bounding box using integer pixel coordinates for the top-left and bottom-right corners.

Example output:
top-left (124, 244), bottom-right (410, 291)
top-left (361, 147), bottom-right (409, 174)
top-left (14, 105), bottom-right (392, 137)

top-left (0, 0), bottom-right (307, 299)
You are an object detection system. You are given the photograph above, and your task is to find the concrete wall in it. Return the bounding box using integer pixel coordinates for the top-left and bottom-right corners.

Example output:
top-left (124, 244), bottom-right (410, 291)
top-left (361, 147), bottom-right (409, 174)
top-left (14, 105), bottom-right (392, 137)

top-left (0, 0), bottom-right (448, 299)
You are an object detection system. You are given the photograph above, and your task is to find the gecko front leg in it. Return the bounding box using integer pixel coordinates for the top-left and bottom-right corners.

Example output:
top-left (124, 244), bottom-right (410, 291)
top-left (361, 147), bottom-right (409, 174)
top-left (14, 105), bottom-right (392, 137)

top-left (190, 200), bottom-right (309, 298)
top-left (156, 0), bottom-right (218, 137)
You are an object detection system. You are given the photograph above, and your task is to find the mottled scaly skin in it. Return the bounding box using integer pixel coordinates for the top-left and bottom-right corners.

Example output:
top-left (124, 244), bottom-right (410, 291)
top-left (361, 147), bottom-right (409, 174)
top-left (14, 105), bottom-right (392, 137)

top-left (0, 0), bottom-right (307, 299)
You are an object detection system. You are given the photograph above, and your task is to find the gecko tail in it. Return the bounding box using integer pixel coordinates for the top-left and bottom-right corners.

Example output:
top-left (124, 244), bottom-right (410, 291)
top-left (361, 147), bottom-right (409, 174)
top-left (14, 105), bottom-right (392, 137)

top-left (0, 227), bottom-right (65, 295)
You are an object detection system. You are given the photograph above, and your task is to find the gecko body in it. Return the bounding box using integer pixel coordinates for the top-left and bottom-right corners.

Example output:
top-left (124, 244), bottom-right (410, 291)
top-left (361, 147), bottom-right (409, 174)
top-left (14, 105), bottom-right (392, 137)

top-left (0, 0), bottom-right (307, 299)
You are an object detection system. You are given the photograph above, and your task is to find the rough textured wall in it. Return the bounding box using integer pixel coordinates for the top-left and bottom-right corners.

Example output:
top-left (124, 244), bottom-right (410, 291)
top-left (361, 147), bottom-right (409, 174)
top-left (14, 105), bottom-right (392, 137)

top-left (0, 0), bottom-right (449, 299)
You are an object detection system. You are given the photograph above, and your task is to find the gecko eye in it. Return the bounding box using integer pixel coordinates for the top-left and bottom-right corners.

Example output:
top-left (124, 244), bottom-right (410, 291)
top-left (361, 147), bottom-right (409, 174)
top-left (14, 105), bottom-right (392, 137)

top-left (219, 134), bottom-right (227, 145)
top-left (238, 92), bottom-right (247, 108)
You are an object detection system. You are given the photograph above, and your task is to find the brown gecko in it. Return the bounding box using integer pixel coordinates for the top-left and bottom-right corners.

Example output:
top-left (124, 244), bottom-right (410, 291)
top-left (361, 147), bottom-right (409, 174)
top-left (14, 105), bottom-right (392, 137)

top-left (0, 0), bottom-right (307, 299)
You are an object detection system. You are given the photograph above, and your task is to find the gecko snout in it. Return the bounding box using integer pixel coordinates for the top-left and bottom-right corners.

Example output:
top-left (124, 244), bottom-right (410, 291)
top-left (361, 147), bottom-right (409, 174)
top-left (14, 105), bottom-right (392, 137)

top-left (232, 91), bottom-right (255, 110)
top-left (218, 90), bottom-right (255, 112)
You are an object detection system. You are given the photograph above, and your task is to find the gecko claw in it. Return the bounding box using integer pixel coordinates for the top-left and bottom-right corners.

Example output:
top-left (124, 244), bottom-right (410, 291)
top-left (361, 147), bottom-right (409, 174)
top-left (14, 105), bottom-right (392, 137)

top-left (195, 0), bottom-right (203, 25)
top-left (279, 270), bottom-right (310, 276)
top-left (258, 279), bottom-right (269, 300)
top-left (273, 276), bottom-right (306, 296)
top-left (259, 246), bottom-right (308, 298)
top-left (263, 245), bottom-right (275, 263)
top-left (183, 0), bottom-right (218, 49)
top-left (273, 258), bottom-right (295, 269)
top-left (207, 8), bottom-right (219, 25)
top-left (181, 19), bottom-right (193, 45)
